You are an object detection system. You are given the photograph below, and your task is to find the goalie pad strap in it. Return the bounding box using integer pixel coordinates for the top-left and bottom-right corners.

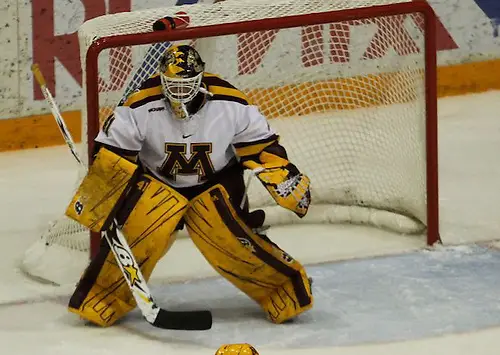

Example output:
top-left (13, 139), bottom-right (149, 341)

top-left (210, 187), bottom-right (311, 307)
top-left (68, 233), bottom-right (132, 325)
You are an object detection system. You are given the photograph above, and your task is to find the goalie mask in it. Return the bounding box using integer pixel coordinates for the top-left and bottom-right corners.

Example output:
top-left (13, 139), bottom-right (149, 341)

top-left (159, 44), bottom-right (205, 120)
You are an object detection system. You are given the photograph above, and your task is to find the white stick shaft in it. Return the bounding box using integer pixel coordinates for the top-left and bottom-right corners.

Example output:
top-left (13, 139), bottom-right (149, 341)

top-left (240, 167), bottom-right (265, 209)
top-left (32, 64), bottom-right (83, 166)
top-left (103, 224), bottom-right (160, 323)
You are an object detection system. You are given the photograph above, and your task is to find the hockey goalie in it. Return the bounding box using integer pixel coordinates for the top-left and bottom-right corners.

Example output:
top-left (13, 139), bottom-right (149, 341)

top-left (66, 44), bottom-right (313, 327)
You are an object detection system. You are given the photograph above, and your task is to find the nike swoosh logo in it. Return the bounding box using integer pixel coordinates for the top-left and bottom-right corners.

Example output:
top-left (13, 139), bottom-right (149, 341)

top-left (182, 134), bottom-right (193, 139)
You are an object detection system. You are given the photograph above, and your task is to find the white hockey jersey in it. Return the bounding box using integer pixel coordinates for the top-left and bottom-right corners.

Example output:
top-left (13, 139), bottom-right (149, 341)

top-left (95, 73), bottom-right (278, 188)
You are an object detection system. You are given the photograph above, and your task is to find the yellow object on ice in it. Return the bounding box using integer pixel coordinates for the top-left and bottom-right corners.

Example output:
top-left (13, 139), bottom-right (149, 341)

top-left (215, 343), bottom-right (259, 355)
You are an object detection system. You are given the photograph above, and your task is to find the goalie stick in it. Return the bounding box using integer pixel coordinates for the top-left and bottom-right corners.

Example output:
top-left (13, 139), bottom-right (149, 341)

top-left (31, 63), bottom-right (212, 331)
top-left (32, 64), bottom-right (83, 166)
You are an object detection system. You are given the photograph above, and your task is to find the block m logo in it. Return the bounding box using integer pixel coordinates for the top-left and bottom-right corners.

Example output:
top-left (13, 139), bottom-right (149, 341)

top-left (159, 143), bottom-right (215, 183)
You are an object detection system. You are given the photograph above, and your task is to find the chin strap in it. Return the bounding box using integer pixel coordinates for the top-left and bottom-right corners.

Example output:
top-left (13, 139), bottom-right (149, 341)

top-left (199, 86), bottom-right (213, 97)
top-left (180, 103), bottom-right (190, 119)
top-left (168, 86), bottom-right (213, 120)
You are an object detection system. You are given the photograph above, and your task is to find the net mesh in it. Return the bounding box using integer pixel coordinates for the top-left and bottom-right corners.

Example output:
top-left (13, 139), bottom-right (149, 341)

top-left (23, 0), bottom-right (434, 285)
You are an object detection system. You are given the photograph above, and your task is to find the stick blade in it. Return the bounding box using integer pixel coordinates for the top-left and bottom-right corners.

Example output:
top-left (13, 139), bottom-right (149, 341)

top-left (152, 309), bottom-right (212, 330)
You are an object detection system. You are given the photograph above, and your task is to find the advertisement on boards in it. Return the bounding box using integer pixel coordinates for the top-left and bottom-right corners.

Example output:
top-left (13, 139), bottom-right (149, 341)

top-left (0, 0), bottom-right (499, 122)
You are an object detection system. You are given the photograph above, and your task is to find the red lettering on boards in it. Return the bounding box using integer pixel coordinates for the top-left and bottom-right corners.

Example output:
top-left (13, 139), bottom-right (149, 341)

top-left (238, 12), bottom-right (458, 75)
top-left (32, 0), bottom-right (131, 100)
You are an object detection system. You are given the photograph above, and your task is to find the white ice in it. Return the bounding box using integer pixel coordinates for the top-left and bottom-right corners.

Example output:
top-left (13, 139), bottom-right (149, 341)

top-left (0, 90), bottom-right (500, 354)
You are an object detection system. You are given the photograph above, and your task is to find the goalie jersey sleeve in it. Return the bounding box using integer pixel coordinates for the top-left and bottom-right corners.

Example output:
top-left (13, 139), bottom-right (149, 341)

top-left (95, 106), bottom-right (146, 156)
top-left (94, 76), bottom-right (164, 157)
top-left (203, 72), bottom-right (281, 165)
top-left (231, 104), bottom-right (281, 162)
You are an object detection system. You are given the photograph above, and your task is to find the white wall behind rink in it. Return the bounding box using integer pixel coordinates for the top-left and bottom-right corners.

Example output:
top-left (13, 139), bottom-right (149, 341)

top-left (0, 0), bottom-right (499, 120)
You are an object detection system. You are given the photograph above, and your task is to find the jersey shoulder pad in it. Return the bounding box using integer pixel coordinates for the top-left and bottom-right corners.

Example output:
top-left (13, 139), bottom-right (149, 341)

top-left (202, 72), bottom-right (250, 106)
top-left (123, 74), bottom-right (163, 109)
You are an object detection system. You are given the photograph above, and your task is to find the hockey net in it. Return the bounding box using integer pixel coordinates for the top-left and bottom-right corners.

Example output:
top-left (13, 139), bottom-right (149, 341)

top-left (22, 0), bottom-right (439, 285)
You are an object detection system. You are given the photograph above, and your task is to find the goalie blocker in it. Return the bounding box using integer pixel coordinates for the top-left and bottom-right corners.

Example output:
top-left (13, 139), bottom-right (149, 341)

top-left (66, 148), bottom-right (313, 326)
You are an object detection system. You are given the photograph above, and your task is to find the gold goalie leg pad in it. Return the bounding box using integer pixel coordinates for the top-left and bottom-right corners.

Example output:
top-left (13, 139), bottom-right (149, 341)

top-left (184, 185), bottom-right (313, 324)
top-left (68, 174), bottom-right (187, 326)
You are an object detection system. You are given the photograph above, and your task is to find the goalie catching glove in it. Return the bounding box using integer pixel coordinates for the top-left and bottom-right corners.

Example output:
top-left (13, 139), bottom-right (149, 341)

top-left (243, 151), bottom-right (311, 218)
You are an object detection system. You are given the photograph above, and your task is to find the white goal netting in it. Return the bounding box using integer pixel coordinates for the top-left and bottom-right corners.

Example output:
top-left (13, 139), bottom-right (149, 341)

top-left (22, 0), bottom-right (438, 285)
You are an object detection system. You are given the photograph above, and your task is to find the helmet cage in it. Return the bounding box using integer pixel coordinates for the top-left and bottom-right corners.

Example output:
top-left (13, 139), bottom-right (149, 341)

top-left (160, 72), bottom-right (203, 104)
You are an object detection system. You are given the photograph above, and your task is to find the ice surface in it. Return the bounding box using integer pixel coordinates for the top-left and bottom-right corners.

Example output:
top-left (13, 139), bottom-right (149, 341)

top-left (1, 90), bottom-right (500, 354)
top-left (123, 245), bottom-right (500, 348)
